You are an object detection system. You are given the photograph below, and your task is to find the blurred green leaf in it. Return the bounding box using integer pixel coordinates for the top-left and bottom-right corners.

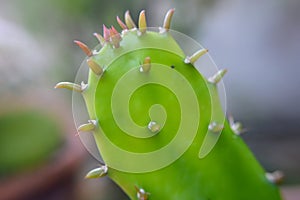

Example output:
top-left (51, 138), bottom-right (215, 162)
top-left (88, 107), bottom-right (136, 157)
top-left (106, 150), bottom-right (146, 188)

top-left (0, 110), bottom-right (63, 177)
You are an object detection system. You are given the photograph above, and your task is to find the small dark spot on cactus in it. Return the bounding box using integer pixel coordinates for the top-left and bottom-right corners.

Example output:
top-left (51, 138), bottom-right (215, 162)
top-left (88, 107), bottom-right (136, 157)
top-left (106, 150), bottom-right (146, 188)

top-left (170, 65), bottom-right (175, 69)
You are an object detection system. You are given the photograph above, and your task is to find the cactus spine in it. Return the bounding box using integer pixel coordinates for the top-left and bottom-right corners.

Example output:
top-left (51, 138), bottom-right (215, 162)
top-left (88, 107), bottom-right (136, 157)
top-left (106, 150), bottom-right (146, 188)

top-left (56, 9), bottom-right (282, 200)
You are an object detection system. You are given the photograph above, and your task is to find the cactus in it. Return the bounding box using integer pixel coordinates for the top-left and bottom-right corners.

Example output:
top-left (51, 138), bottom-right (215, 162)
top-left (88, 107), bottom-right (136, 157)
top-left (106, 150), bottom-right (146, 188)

top-left (56, 9), bottom-right (282, 200)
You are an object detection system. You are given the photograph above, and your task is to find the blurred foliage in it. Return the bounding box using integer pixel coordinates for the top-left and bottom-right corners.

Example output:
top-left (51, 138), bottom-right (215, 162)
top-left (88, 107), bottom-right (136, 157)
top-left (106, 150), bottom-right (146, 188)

top-left (0, 110), bottom-right (63, 177)
top-left (14, 0), bottom-right (143, 32)
top-left (2, 0), bottom-right (217, 84)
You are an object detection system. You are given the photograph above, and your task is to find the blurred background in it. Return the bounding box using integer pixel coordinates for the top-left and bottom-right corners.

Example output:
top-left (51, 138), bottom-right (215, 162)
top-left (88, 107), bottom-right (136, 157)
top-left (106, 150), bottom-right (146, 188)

top-left (0, 0), bottom-right (299, 199)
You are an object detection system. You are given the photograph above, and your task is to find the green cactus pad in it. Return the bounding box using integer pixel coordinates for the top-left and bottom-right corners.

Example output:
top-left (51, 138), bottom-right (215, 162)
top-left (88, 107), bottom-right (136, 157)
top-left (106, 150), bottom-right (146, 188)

top-left (57, 9), bottom-right (282, 200)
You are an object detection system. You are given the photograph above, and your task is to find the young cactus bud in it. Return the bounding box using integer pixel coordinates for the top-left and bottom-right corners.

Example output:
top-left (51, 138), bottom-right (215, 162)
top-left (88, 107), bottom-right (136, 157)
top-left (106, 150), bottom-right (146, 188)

top-left (93, 33), bottom-right (105, 46)
top-left (184, 49), bottom-right (208, 64)
top-left (138, 10), bottom-right (147, 34)
top-left (54, 81), bottom-right (87, 93)
top-left (147, 121), bottom-right (161, 133)
top-left (208, 69), bottom-right (228, 84)
top-left (117, 16), bottom-right (128, 30)
top-left (87, 58), bottom-right (103, 75)
top-left (125, 10), bottom-right (136, 29)
top-left (229, 115), bottom-right (247, 135)
top-left (74, 40), bottom-right (93, 57)
top-left (208, 121), bottom-right (224, 133)
top-left (109, 26), bottom-right (122, 48)
top-left (85, 165), bottom-right (108, 179)
top-left (266, 171), bottom-right (284, 185)
top-left (135, 186), bottom-right (150, 200)
top-left (103, 24), bottom-right (110, 42)
top-left (160, 8), bottom-right (175, 33)
top-left (77, 120), bottom-right (97, 132)
top-left (140, 56), bottom-right (151, 73)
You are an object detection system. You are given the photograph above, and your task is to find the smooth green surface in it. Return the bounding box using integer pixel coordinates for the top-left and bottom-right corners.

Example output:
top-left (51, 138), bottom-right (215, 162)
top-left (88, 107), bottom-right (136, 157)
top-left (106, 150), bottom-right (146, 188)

top-left (94, 54), bottom-right (201, 172)
top-left (109, 123), bottom-right (282, 200)
top-left (0, 110), bottom-right (63, 176)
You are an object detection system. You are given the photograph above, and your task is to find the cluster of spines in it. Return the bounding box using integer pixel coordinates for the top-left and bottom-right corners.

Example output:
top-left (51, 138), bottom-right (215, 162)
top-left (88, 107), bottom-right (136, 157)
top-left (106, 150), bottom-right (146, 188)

top-left (55, 9), bottom-right (283, 199)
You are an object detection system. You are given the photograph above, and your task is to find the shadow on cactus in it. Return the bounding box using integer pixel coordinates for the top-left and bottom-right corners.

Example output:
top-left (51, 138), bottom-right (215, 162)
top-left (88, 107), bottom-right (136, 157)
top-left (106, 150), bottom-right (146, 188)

top-left (55, 9), bottom-right (283, 200)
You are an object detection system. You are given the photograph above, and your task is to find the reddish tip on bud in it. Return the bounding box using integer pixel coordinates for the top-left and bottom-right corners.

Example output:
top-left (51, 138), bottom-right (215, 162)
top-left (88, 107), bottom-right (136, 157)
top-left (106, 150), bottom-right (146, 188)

top-left (103, 24), bottom-right (110, 42)
top-left (109, 26), bottom-right (122, 48)
top-left (110, 26), bottom-right (119, 36)
top-left (74, 40), bottom-right (93, 57)
top-left (117, 16), bottom-right (128, 30)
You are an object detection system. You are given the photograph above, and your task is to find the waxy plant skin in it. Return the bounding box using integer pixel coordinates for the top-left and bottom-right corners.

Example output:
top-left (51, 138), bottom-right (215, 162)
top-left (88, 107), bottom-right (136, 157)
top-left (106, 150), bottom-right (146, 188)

top-left (56, 9), bottom-right (282, 200)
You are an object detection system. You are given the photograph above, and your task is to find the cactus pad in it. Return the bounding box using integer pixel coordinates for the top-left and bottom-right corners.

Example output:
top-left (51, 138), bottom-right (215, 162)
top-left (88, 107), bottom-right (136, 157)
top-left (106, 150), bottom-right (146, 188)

top-left (56, 9), bottom-right (282, 200)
